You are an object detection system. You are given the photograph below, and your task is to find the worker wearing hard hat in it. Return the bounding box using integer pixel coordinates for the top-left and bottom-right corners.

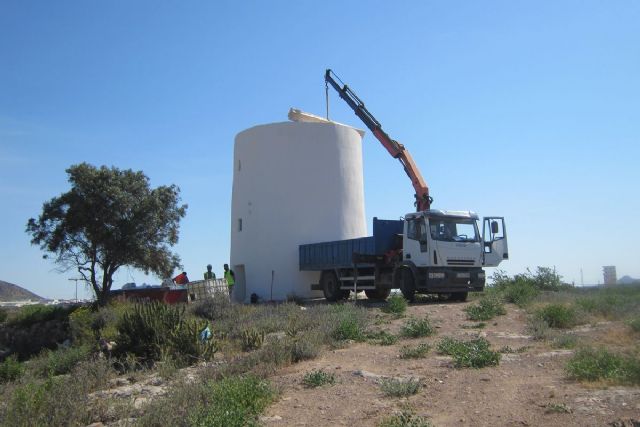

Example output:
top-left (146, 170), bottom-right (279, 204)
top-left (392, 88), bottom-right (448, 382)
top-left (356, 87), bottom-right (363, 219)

top-left (223, 264), bottom-right (235, 296)
top-left (204, 264), bottom-right (216, 280)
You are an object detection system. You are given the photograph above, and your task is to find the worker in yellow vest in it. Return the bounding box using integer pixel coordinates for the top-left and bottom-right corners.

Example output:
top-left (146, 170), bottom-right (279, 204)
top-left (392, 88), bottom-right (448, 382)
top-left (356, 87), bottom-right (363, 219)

top-left (223, 263), bottom-right (235, 296)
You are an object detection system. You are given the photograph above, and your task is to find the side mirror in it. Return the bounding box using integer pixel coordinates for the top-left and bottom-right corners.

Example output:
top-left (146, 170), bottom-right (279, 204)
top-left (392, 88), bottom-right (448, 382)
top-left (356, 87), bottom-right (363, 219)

top-left (491, 221), bottom-right (499, 234)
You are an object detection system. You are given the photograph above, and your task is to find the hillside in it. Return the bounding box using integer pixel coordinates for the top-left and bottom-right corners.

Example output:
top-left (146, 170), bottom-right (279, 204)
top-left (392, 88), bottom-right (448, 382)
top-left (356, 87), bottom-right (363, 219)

top-left (0, 280), bottom-right (42, 301)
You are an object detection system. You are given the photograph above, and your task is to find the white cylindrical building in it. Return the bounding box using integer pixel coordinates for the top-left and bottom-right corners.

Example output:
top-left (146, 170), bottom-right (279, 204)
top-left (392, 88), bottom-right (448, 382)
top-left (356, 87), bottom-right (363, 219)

top-left (230, 111), bottom-right (366, 302)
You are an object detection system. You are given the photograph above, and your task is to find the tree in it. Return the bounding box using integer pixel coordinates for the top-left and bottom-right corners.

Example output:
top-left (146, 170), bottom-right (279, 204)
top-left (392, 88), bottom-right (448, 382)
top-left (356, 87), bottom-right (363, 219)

top-left (26, 163), bottom-right (188, 304)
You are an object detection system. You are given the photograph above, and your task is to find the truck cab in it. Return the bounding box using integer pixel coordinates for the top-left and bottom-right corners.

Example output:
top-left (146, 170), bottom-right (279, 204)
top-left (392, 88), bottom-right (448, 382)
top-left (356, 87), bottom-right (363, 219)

top-left (398, 210), bottom-right (508, 300)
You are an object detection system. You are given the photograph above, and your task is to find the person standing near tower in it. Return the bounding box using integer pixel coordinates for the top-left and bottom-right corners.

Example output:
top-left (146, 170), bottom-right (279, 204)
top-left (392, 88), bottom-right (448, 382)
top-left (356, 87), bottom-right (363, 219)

top-left (223, 264), bottom-right (235, 296)
top-left (204, 264), bottom-right (216, 280)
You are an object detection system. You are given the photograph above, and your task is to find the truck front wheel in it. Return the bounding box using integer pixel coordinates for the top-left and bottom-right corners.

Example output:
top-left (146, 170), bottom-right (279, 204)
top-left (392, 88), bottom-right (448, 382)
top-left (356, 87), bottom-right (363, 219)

top-left (451, 291), bottom-right (468, 302)
top-left (397, 268), bottom-right (416, 302)
top-left (321, 271), bottom-right (347, 302)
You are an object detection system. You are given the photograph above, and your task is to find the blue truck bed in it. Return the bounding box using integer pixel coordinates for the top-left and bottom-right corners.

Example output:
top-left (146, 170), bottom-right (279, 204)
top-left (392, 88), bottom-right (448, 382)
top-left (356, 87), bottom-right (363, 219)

top-left (299, 218), bottom-right (403, 271)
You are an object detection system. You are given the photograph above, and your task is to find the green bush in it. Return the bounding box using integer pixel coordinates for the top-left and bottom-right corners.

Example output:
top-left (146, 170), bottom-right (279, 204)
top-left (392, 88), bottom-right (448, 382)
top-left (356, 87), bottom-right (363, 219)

top-left (436, 337), bottom-right (501, 368)
top-left (551, 333), bottom-right (579, 349)
top-left (187, 376), bottom-right (275, 427)
top-left (241, 328), bottom-right (264, 351)
top-left (115, 302), bottom-right (217, 366)
top-left (9, 304), bottom-right (72, 327)
top-left (30, 345), bottom-right (92, 377)
top-left (378, 410), bottom-right (433, 427)
top-left (464, 297), bottom-right (506, 321)
top-left (302, 369), bottom-right (335, 388)
top-left (0, 355), bottom-right (24, 383)
top-left (383, 294), bottom-right (408, 316)
top-left (399, 343), bottom-right (430, 359)
top-left (500, 277), bottom-right (539, 306)
top-left (401, 316), bottom-right (435, 338)
top-left (628, 317), bottom-right (640, 333)
top-left (366, 330), bottom-right (398, 346)
top-left (527, 317), bottom-right (551, 340)
top-left (332, 314), bottom-right (366, 341)
top-left (380, 378), bottom-right (421, 397)
top-left (0, 307), bottom-right (7, 323)
top-left (566, 347), bottom-right (640, 385)
top-left (536, 304), bottom-right (578, 329)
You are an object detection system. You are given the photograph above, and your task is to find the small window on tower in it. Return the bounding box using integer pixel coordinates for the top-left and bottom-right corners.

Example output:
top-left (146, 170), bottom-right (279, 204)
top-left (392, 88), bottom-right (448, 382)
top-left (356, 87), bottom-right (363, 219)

top-left (238, 218), bottom-right (242, 231)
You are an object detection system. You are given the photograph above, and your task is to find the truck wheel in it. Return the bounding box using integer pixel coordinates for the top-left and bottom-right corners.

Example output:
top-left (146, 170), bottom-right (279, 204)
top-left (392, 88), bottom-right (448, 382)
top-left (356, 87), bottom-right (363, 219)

top-left (364, 289), bottom-right (391, 301)
top-left (452, 292), bottom-right (468, 302)
top-left (321, 271), bottom-right (345, 302)
top-left (398, 268), bottom-right (416, 302)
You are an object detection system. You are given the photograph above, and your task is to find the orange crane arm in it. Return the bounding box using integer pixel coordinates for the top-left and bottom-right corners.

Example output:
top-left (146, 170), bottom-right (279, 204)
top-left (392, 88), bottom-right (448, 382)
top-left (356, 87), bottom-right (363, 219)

top-left (325, 69), bottom-right (432, 211)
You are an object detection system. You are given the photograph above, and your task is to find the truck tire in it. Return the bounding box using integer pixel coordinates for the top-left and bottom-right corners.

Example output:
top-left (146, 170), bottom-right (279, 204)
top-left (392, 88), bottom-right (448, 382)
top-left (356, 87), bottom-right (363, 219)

top-left (364, 289), bottom-right (391, 301)
top-left (452, 291), bottom-right (468, 302)
top-left (321, 271), bottom-right (347, 302)
top-left (398, 268), bottom-right (416, 302)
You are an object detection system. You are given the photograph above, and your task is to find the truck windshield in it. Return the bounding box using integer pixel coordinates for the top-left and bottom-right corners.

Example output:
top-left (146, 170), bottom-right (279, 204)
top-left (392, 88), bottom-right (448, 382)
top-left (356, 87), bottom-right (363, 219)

top-left (429, 218), bottom-right (479, 242)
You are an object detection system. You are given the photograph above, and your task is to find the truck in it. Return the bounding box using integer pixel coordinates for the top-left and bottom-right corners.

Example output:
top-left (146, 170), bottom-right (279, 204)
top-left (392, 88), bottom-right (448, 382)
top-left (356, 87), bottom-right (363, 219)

top-left (298, 70), bottom-right (509, 302)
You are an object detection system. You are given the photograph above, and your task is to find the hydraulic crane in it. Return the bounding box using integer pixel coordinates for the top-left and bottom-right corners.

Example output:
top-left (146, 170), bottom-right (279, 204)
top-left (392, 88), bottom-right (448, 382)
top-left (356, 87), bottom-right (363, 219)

top-left (324, 69), bottom-right (433, 211)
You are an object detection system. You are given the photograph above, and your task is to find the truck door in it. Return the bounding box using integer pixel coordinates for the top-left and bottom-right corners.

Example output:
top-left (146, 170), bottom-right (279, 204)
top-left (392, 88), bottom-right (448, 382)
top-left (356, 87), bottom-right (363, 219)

top-left (482, 217), bottom-right (508, 266)
top-left (404, 217), bottom-right (429, 266)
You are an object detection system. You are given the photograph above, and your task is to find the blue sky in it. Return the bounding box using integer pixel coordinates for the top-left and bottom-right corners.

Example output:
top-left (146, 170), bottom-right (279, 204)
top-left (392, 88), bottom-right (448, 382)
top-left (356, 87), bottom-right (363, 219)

top-left (1, 1), bottom-right (639, 299)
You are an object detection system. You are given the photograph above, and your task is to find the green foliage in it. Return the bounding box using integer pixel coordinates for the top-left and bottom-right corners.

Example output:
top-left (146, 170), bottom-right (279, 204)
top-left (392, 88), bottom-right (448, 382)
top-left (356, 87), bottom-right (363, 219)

top-left (499, 277), bottom-right (540, 306)
top-left (115, 302), bottom-right (217, 366)
top-left (383, 294), bottom-right (408, 316)
top-left (0, 355), bottom-right (24, 383)
top-left (26, 163), bottom-right (187, 304)
top-left (536, 304), bottom-right (578, 329)
top-left (331, 305), bottom-right (368, 341)
top-left (378, 410), bottom-right (433, 427)
top-left (30, 345), bottom-right (92, 377)
top-left (399, 343), bottom-right (430, 359)
top-left (464, 297), bottom-right (506, 321)
top-left (302, 369), bottom-right (336, 388)
top-left (68, 306), bottom-right (97, 345)
top-left (9, 304), bottom-right (72, 327)
top-left (551, 333), bottom-right (579, 349)
top-left (187, 376), bottom-right (275, 427)
top-left (436, 337), bottom-right (501, 368)
top-left (629, 317), bottom-right (640, 333)
top-left (545, 403), bottom-right (572, 414)
top-left (527, 317), bottom-right (551, 340)
top-left (366, 330), bottom-right (398, 346)
top-left (380, 378), bottom-right (422, 397)
top-left (489, 267), bottom-right (566, 307)
top-left (566, 347), bottom-right (640, 385)
top-left (401, 316), bottom-right (435, 338)
top-left (0, 307), bottom-right (7, 323)
top-left (241, 328), bottom-right (265, 351)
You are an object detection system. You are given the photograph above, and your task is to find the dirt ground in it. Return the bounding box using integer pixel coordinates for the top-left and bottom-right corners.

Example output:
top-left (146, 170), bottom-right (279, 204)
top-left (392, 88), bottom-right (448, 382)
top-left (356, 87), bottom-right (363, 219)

top-left (262, 300), bottom-right (640, 427)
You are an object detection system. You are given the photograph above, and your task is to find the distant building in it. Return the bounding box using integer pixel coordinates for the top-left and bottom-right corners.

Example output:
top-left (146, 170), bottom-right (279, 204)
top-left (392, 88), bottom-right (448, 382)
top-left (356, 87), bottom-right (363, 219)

top-left (603, 266), bottom-right (617, 286)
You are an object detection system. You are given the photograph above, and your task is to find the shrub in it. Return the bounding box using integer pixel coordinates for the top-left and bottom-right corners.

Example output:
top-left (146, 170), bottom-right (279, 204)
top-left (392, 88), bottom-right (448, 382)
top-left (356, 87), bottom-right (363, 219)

top-left (241, 328), bottom-right (264, 351)
top-left (0, 307), bottom-right (7, 323)
top-left (332, 314), bottom-right (366, 341)
top-left (536, 304), bottom-right (578, 329)
top-left (565, 347), bottom-right (640, 385)
top-left (527, 317), bottom-right (551, 340)
top-left (0, 355), bottom-right (24, 383)
top-left (302, 369), bottom-right (335, 388)
top-left (500, 277), bottom-right (539, 306)
top-left (545, 403), bottom-right (572, 414)
top-left (380, 378), bottom-right (421, 397)
top-left (551, 333), bottom-right (579, 349)
top-left (187, 376), bottom-right (275, 427)
top-left (9, 304), bottom-right (72, 327)
top-left (378, 410), bottom-right (433, 427)
top-left (436, 337), bottom-right (501, 368)
top-left (383, 294), bottom-right (408, 317)
top-left (629, 317), bottom-right (640, 333)
top-left (30, 345), bottom-right (92, 377)
top-left (401, 316), bottom-right (435, 338)
top-left (464, 297), bottom-right (506, 321)
top-left (366, 330), bottom-right (398, 346)
top-left (399, 343), bottom-right (430, 359)
top-left (115, 302), bottom-right (217, 366)
top-left (290, 332), bottom-right (322, 362)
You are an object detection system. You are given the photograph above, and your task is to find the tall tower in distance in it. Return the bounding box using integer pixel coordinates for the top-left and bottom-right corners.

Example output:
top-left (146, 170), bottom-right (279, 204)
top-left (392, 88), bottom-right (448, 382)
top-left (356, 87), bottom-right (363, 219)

top-left (603, 266), bottom-right (617, 286)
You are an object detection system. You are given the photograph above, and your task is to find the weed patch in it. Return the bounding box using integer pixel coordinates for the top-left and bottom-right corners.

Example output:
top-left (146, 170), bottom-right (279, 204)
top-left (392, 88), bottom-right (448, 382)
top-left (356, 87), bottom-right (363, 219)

top-left (30, 345), bottom-right (92, 377)
top-left (527, 317), bottom-right (551, 340)
top-left (401, 316), bottom-right (435, 338)
top-left (302, 369), bottom-right (336, 388)
top-left (366, 330), bottom-right (398, 346)
top-left (437, 337), bottom-right (501, 368)
top-left (399, 343), bottom-right (430, 359)
top-left (464, 297), bottom-right (506, 321)
top-left (565, 347), bottom-right (640, 385)
top-left (383, 294), bottom-right (408, 317)
top-left (551, 333), bottom-right (579, 349)
top-left (0, 355), bottom-right (24, 383)
top-left (536, 304), bottom-right (578, 329)
top-left (629, 317), bottom-right (640, 333)
top-left (380, 378), bottom-right (422, 397)
top-left (545, 403), bottom-right (572, 414)
top-left (378, 409), bottom-right (433, 427)
top-left (461, 322), bottom-right (486, 329)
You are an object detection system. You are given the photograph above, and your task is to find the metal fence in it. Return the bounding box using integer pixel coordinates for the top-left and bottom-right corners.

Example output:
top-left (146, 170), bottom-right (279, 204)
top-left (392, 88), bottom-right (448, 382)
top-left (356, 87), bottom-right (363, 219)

top-left (186, 278), bottom-right (229, 303)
